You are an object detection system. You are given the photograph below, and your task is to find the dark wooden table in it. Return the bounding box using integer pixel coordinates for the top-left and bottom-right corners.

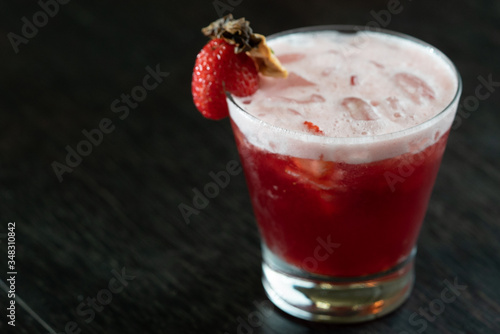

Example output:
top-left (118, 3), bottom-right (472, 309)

top-left (1, 0), bottom-right (499, 333)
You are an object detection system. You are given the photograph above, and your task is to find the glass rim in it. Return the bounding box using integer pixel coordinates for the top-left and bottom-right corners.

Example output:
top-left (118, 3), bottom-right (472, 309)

top-left (227, 24), bottom-right (463, 144)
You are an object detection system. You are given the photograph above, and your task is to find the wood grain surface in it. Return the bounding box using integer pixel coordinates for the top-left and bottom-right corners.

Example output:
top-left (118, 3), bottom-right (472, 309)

top-left (0, 0), bottom-right (499, 333)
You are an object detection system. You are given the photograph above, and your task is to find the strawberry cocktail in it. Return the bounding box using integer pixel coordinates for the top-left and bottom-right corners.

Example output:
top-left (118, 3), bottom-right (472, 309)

top-left (192, 18), bottom-right (461, 323)
top-left (231, 123), bottom-right (449, 278)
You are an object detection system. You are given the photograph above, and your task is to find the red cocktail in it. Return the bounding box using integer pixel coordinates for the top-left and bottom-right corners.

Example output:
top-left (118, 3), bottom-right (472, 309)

top-left (227, 26), bottom-right (461, 322)
top-left (233, 123), bottom-right (448, 277)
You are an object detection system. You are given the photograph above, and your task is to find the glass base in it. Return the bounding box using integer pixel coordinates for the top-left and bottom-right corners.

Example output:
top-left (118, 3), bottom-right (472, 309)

top-left (262, 247), bottom-right (416, 323)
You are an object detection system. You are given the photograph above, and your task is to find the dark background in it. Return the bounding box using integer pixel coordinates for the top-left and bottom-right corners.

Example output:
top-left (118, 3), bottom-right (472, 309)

top-left (1, 0), bottom-right (499, 333)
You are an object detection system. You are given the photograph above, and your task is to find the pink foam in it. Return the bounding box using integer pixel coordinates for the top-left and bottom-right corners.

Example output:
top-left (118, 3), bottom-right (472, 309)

top-left (229, 30), bottom-right (459, 163)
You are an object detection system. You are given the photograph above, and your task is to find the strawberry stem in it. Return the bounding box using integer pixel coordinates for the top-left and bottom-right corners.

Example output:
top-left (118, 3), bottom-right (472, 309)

top-left (202, 14), bottom-right (261, 53)
top-left (202, 15), bottom-right (288, 78)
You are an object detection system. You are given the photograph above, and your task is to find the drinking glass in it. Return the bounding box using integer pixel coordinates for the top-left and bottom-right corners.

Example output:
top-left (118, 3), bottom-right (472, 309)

top-left (227, 25), bottom-right (462, 323)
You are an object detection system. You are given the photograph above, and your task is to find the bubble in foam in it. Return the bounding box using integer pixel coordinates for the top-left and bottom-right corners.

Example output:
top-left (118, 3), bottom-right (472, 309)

top-left (386, 97), bottom-right (400, 110)
top-left (349, 118), bottom-right (385, 136)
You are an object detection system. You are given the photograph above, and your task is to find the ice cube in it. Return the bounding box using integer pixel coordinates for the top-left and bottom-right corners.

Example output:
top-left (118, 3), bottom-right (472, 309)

top-left (394, 72), bottom-right (435, 104)
top-left (278, 53), bottom-right (306, 64)
top-left (274, 94), bottom-right (326, 104)
top-left (341, 97), bottom-right (379, 120)
top-left (309, 94), bottom-right (326, 102)
top-left (374, 97), bottom-right (407, 122)
top-left (321, 67), bottom-right (336, 76)
top-left (261, 72), bottom-right (316, 93)
top-left (370, 61), bottom-right (385, 69)
top-left (287, 108), bottom-right (302, 116)
top-left (286, 72), bottom-right (316, 87)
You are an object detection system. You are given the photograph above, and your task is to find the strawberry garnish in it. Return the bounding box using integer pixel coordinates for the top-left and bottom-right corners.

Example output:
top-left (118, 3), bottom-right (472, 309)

top-left (192, 15), bottom-right (287, 120)
top-left (192, 39), bottom-right (257, 120)
top-left (224, 51), bottom-right (260, 97)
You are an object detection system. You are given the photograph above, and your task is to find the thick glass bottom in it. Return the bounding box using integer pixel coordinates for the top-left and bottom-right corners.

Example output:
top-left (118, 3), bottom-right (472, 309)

top-left (262, 246), bottom-right (415, 323)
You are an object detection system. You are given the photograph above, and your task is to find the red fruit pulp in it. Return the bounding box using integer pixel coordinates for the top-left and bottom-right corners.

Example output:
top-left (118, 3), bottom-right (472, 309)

top-left (232, 122), bottom-right (449, 277)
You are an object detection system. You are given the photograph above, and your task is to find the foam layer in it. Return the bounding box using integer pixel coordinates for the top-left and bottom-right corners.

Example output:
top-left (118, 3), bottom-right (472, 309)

top-left (228, 29), bottom-right (460, 163)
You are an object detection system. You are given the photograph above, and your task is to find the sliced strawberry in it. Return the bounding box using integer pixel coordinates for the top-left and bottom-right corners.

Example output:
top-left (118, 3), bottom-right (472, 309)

top-left (291, 157), bottom-right (336, 178)
top-left (286, 157), bottom-right (341, 190)
top-left (192, 38), bottom-right (259, 120)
